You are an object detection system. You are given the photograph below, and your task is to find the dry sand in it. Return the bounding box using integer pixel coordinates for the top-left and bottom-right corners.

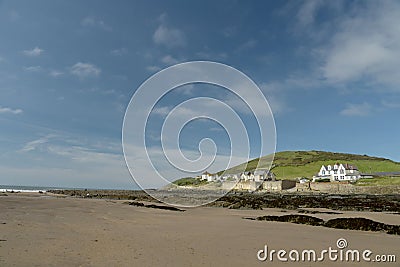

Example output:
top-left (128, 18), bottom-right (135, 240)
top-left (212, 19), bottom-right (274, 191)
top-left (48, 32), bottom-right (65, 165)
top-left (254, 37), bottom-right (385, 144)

top-left (0, 193), bottom-right (398, 266)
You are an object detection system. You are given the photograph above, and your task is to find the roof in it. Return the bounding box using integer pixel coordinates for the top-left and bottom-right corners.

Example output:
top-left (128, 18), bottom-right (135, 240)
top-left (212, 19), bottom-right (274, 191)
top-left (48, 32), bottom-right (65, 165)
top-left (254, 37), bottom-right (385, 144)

top-left (321, 163), bottom-right (359, 171)
top-left (254, 170), bottom-right (269, 176)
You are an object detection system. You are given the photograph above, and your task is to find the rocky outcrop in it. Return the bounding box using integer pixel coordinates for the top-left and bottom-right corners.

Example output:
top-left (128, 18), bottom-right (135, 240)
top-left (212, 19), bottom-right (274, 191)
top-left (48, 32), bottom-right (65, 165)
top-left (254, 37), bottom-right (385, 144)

top-left (246, 215), bottom-right (400, 235)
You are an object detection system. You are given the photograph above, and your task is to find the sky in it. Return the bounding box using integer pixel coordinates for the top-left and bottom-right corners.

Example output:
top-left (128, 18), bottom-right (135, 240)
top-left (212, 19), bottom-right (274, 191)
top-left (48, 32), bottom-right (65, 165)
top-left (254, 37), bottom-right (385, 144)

top-left (0, 0), bottom-right (399, 189)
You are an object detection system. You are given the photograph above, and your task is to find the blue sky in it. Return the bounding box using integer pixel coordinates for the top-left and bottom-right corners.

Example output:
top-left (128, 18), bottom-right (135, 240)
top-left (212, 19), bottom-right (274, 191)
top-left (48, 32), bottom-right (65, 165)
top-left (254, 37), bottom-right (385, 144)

top-left (0, 0), bottom-right (399, 189)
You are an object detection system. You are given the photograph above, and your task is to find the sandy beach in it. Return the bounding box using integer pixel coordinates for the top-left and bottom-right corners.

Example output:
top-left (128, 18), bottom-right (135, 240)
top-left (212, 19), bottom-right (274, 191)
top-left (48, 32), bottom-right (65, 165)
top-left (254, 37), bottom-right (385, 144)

top-left (0, 193), bottom-right (398, 266)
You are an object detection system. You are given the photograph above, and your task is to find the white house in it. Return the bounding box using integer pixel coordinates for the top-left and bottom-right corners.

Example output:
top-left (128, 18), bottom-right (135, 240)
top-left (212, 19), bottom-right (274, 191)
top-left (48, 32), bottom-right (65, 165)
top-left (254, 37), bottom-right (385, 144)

top-left (201, 171), bottom-right (213, 181)
top-left (313, 163), bottom-right (361, 182)
top-left (200, 170), bottom-right (275, 183)
top-left (240, 170), bottom-right (275, 182)
top-left (200, 171), bottom-right (220, 182)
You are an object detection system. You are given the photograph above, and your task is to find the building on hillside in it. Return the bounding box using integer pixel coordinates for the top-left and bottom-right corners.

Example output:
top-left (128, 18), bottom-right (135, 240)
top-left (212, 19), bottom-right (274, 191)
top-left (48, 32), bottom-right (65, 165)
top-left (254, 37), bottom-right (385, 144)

top-left (298, 178), bottom-right (309, 184)
top-left (220, 173), bottom-right (239, 181)
top-left (199, 169), bottom-right (276, 184)
top-left (200, 171), bottom-right (219, 182)
top-left (312, 163), bottom-right (361, 182)
top-left (200, 171), bottom-right (211, 181)
top-left (200, 171), bottom-right (227, 182)
top-left (240, 169), bottom-right (276, 182)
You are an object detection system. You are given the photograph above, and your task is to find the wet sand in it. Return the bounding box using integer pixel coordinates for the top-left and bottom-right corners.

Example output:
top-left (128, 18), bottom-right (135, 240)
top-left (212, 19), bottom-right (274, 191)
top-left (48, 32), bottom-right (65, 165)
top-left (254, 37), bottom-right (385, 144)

top-left (0, 193), bottom-right (398, 266)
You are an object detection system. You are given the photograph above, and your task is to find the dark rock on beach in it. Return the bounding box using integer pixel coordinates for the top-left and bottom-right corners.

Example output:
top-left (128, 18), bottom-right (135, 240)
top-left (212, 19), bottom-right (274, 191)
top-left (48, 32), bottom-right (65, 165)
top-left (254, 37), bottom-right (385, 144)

top-left (324, 217), bottom-right (400, 235)
top-left (246, 215), bottom-right (400, 235)
top-left (252, 214), bottom-right (324, 226)
top-left (127, 201), bottom-right (185, 212)
top-left (212, 193), bottom-right (400, 212)
top-left (48, 189), bottom-right (400, 212)
top-left (297, 209), bottom-right (342, 215)
top-left (128, 201), bottom-right (145, 207)
top-left (48, 189), bottom-right (159, 202)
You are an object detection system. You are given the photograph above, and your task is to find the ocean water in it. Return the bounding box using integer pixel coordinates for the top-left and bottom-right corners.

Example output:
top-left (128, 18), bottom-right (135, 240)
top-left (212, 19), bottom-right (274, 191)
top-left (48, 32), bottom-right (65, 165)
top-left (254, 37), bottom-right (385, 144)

top-left (0, 185), bottom-right (77, 193)
top-left (0, 185), bottom-right (140, 193)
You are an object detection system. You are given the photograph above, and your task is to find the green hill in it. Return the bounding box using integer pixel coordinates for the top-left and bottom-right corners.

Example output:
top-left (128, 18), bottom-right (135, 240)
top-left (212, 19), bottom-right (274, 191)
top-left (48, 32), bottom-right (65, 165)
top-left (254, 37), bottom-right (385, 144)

top-left (223, 150), bottom-right (400, 180)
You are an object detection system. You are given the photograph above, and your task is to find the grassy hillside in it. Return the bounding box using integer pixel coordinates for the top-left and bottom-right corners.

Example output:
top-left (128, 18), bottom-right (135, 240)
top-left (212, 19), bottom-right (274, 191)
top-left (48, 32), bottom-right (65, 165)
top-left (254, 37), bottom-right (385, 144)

top-left (355, 176), bottom-right (400, 186)
top-left (223, 150), bottom-right (400, 180)
top-left (172, 177), bottom-right (208, 186)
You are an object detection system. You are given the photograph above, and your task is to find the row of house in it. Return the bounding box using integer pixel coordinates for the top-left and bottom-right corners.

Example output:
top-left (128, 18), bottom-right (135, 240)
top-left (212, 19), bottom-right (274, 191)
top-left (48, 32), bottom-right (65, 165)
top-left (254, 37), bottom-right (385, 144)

top-left (199, 162), bottom-right (370, 187)
top-left (199, 169), bottom-right (276, 183)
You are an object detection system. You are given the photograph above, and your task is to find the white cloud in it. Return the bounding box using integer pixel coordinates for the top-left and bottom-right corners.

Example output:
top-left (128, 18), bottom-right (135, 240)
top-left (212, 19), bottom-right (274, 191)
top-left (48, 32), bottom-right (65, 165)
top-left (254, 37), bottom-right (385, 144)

top-left (382, 100), bottom-right (400, 109)
top-left (146, 65), bottom-right (162, 72)
top-left (221, 82), bottom-right (288, 116)
top-left (152, 106), bottom-right (171, 116)
top-left (222, 26), bottom-right (236, 38)
top-left (158, 13), bottom-right (168, 23)
top-left (236, 39), bottom-right (257, 52)
top-left (175, 84), bottom-right (195, 96)
top-left (22, 47), bottom-right (44, 57)
top-left (259, 83), bottom-right (288, 115)
top-left (161, 55), bottom-right (179, 65)
top-left (151, 105), bottom-right (200, 118)
top-left (6, 133), bottom-right (133, 189)
top-left (0, 106), bottom-right (23, 115)
top-left (20, 136), bottom-right (52, 152)
top-left (46, 145), bottom-right (122, 164)
top-left (70, 62), bottom-right (101, 78)
top-left (49, 70), bottom-right (63, 77)
top-left (195, 51), bottom-right (228, 60)
top-left (110, 48), bottom-right (128, 56)
top-left (81, 16), bottom-right (112, 31)
top-left (321, 1), bottom-right (400, 88)
top-left (153, 24), bottom-right (186, 48)
top-left (24, 66), bottom-right (42, 72)
top-left (296, 0), bottom-right (323, 26)
top-left (340, 102), bottom-right (373, 116)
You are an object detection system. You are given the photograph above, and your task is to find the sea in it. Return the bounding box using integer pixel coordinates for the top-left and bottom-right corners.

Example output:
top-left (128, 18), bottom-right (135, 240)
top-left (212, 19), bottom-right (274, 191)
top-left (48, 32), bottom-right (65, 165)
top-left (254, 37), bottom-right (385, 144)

top-left (0, 185), bottom-right (140, 193)
top-left (0, 185), bottom-right (76, 193)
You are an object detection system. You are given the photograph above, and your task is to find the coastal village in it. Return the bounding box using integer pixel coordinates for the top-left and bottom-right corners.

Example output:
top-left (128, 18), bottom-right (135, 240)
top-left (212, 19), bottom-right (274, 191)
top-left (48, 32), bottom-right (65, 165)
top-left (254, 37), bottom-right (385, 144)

top-left (195, 162), bottom-right (400, 192)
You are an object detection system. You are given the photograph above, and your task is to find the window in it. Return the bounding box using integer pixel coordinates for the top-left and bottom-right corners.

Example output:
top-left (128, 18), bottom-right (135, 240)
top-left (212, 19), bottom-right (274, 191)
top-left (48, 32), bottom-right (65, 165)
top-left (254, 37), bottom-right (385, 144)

top-left (334, 176), bottom-right (338, 180)
top-left (340, 169), bottom-right (344, 174)
top-left (322, 170), bottom-right (325, 175)
top-left (334, 170), bottom-right (337, 174)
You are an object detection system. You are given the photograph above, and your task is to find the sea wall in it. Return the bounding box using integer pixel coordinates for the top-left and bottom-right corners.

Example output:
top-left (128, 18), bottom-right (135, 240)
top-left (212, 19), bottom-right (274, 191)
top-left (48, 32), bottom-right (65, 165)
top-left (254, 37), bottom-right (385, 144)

top-left (262, 180), bottom-right (296, 191)
top-left (234, 181), bottom-right (260, 191)
top-left (295, 182), bottom-right (400, 194)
